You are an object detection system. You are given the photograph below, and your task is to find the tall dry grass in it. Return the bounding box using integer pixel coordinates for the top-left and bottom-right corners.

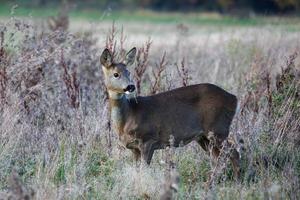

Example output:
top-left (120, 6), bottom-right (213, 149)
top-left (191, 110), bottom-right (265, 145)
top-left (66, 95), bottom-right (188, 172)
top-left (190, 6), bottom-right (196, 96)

top-left (0, 12), bottom-right (299, 200)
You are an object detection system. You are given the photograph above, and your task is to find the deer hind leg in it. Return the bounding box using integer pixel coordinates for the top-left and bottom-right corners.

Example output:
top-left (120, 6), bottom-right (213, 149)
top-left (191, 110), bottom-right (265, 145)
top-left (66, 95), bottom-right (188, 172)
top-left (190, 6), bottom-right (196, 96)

top-left (209, 145), bottom-right (221, 169)
top-left (227, 133), bottom-right (242, 180)
top-left (211, 141), bottom-right (241, 180)
top-left (196, 135), bottom-right (221, 164)
top-left (229, 148), bottom-right (240, 180)
top-left (202, 131), bottom-right (241, 180)
top-left (197, 136), bottom-right (210, 152)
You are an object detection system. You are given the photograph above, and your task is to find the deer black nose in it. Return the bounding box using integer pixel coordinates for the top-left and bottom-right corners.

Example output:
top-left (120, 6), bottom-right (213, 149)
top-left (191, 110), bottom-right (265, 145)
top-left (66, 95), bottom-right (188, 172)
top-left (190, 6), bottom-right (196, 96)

top-left (124, 85), bottom-right (135, 93)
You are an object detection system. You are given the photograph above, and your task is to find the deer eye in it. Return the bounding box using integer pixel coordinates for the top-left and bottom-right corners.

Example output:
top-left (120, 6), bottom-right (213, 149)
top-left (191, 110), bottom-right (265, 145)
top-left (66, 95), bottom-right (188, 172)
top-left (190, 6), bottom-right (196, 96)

top-left (113, 73), bottom-right (119, 78)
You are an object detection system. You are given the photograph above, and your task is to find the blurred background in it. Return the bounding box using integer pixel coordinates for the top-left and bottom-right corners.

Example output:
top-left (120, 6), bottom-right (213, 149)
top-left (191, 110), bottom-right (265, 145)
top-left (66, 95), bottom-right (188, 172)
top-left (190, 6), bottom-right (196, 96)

top-left (1, 0), bottom-right (300, 20)
top-left (2, 0), bottom-right (300, 13)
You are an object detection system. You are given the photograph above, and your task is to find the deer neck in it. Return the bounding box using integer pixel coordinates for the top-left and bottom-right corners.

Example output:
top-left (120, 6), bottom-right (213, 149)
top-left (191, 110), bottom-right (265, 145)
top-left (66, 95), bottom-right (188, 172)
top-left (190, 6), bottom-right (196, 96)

top-left (108, 90), bottom-right (129, 134)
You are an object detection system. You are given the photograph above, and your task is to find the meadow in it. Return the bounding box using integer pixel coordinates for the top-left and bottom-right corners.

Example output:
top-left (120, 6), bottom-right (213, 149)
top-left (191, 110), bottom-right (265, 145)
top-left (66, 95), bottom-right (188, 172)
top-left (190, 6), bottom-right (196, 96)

top-left (0, 6), bottom-right (299, 199)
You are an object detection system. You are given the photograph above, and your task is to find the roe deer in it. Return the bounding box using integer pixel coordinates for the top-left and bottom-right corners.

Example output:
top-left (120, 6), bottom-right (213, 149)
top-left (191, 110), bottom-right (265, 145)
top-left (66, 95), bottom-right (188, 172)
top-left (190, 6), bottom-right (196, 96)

top-left (100, 48), bottom-right (241, 178)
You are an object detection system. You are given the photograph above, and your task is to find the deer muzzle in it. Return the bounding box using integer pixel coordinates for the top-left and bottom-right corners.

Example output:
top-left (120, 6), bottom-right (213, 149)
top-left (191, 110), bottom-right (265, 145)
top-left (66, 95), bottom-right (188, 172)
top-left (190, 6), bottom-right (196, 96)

top-left (123, 85), bottom-right (136, 93)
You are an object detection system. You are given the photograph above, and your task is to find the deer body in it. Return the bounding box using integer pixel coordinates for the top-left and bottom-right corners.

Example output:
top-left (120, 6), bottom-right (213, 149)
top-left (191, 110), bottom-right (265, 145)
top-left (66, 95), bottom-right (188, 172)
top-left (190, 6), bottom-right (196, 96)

top-left (110, 83), bottom-right (237, 163)
top-left (100, 48), bottom-right (240, 178)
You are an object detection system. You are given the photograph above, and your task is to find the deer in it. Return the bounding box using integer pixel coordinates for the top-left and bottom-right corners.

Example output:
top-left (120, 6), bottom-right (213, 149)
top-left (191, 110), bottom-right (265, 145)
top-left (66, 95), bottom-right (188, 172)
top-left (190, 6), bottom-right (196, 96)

top-left (100, 47), bottom-right (241, 178)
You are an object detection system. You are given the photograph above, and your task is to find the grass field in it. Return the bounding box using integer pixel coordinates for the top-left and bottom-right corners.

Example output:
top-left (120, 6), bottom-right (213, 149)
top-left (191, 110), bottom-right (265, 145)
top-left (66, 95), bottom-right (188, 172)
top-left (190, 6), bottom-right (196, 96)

top-left (0, 5), bottom-right (300, 200)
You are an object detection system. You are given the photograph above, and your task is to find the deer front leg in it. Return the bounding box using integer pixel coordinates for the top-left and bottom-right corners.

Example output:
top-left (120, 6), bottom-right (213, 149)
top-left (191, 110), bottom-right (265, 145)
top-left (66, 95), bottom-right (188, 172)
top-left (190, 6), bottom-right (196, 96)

top-left (130, 148), bottom-right (141, 167)
top-left (141, 139), bottom-right (157, 165)
top-left (126, 139), bottom-right (142, 166)
top-left (131, 148), bottom-right (141, 161)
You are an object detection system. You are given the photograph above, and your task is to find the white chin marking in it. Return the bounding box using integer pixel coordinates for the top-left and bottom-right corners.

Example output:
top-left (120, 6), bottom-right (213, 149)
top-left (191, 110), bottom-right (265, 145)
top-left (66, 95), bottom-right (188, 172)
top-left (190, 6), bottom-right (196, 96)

top-left (125, 91), bottom-right (131, 95)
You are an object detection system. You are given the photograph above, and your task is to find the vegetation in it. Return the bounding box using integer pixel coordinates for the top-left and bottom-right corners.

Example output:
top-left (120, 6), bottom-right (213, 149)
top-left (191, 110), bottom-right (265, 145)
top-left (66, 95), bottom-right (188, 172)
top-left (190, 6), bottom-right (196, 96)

top-left (0, 6), bottom-right (299, 200)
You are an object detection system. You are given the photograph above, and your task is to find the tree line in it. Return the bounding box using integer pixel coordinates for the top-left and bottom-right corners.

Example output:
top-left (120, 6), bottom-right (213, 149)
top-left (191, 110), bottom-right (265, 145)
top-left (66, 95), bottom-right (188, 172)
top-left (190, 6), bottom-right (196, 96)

top-left (5, 0), bottom-right (300, 14)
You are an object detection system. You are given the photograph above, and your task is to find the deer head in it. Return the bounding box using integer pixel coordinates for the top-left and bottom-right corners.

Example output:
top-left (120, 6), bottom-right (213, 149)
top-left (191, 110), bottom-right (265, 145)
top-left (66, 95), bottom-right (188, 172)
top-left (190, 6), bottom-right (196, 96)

top-left (100, 47), bottom-right (137, 99)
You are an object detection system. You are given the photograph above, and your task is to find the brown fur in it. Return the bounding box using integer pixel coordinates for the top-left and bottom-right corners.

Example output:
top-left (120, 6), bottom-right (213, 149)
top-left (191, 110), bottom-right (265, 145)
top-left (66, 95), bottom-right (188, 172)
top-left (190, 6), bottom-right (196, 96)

top-left (101, 48), bottom-right (241, 178)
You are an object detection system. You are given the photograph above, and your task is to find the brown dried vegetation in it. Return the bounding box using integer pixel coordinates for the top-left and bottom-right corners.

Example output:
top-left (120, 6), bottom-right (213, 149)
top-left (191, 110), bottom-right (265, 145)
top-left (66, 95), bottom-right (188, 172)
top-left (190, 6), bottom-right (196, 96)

top-left (0, 14), bottom-right (299, 199)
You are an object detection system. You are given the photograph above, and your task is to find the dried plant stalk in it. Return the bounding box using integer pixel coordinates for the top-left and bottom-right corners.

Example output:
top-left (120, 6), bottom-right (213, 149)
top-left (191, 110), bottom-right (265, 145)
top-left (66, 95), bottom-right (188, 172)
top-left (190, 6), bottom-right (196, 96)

top-left (150, 51), bottom-right (167, 94)
top-left (176, 58), bottom-right (190, 87)
top-left (105, 21), bottom-right (117, 62)
top-left (134, 38), bottom-right (152, 94)
top-left (60, 49), bottom-right (80, 109)
top-left (0, 31), bottom-right (8, 107)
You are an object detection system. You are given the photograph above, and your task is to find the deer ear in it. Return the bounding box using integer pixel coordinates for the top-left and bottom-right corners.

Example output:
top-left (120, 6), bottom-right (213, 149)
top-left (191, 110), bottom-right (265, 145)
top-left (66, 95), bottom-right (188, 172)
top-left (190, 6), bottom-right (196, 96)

top-left (124, 47), bottom-right (136, 66)
top-left (100, 48), bottom-right (112, 67)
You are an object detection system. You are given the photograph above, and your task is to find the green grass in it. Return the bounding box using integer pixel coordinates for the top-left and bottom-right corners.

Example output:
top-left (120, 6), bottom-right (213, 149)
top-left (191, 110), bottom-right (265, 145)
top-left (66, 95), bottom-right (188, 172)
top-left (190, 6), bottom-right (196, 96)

top-left (1, 4), bottom-right (300, 28)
